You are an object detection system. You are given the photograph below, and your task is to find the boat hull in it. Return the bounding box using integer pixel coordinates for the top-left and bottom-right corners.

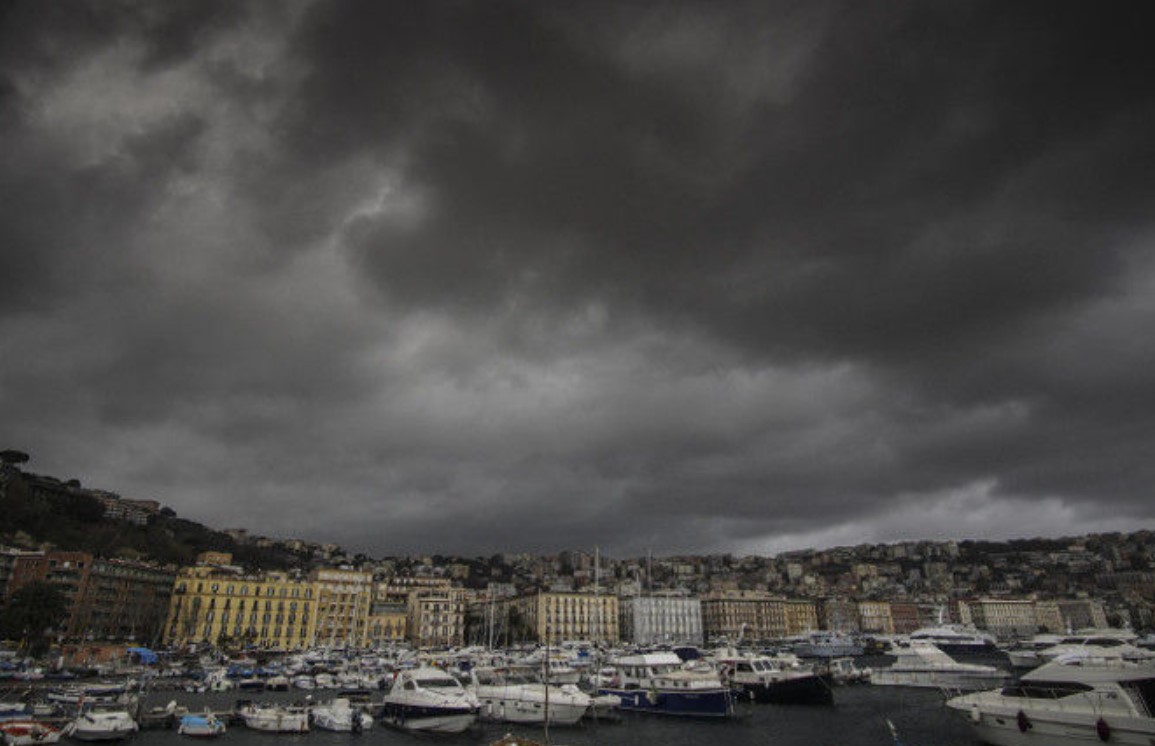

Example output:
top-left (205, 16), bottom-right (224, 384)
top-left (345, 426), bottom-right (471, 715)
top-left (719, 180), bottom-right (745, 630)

top-left (379, 703), bottom-right (477, 734)
top-left (872, 669), bottom-right (1008, 690)
top-left (956, 708), bottom-right (1155, 746)
top-left (1, 722), bottom-right (64, 746)
top-left (599, 687), bottom-right (732, 718)
top-left (67, 726), bottom-right (138, 742)
top-left (478, 697), bottom-right (587, 726)
top-left (732, 675), bottom-right (833, 705)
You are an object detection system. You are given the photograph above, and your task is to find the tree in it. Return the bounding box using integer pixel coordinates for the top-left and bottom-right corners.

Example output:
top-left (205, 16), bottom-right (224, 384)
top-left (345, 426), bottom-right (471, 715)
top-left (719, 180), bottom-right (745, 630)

top-left (0, 449), bottom-right (30, 465)
top-left (0, 581), bottom-right (69, 654)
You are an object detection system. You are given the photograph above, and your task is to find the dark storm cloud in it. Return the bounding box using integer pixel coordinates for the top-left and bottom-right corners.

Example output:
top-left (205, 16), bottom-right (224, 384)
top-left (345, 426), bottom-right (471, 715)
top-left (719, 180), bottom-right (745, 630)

top-left (2, 0), bottom-right (1154, 556)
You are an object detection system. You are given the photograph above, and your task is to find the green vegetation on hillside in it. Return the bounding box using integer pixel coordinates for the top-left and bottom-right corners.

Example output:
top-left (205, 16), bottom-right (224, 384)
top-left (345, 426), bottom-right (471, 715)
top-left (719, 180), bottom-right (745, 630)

top-left (0, 460), bottom-right (314, 571)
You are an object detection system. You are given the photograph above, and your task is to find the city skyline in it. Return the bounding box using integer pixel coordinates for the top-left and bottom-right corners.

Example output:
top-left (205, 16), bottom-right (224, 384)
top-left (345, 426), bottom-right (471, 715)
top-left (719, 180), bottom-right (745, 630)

top-left (2, 2), bottom-right (1155, 557)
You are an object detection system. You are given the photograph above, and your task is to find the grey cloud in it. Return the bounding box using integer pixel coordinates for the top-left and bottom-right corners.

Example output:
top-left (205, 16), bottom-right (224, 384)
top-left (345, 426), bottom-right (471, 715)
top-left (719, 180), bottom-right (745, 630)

top-left (2, 0), bottom-right (1155, 556)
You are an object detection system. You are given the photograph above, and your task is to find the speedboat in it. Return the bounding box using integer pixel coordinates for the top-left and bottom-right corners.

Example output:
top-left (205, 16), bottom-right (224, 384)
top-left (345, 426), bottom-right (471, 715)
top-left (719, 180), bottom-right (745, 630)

top-left (598, 652), bottom-right (732, 718)
top-left (468, 666), bottom-right (590, 725)
top-left (713, 648), bottom-right (833, 705)
top-left (946, 656), bottom-right (1155, 746)
top-left (378, 665), bottom-right (479, 734)
top-left (871, 641), bottom-right (1010, 690)
top-left (176, 713), bottom-right (226, 738)
top-left (1, 721), bottom-right (64, 746)
top-left (309, 698), bottom-right (373, 732)
top-left (236, 701), bottom-right (309, 733)
top-left (64, 706), bottom-right (139, 742)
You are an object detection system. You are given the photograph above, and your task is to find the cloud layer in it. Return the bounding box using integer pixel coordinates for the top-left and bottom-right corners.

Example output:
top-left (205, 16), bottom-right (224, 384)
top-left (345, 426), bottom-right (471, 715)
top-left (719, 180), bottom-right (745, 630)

top-left (3, 1), bottom-right (1154, 556)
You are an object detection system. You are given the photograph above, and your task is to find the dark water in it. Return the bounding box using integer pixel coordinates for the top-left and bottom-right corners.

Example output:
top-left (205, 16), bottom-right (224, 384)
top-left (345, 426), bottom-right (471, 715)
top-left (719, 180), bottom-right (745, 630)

top-left (136, 685), bottom-right (978, 746)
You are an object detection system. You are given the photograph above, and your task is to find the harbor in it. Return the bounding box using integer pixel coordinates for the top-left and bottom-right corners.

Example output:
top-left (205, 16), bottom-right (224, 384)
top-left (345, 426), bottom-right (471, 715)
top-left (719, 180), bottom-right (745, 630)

top-left (6, 634), bottom-right (1155, 746)
top-left (4, 683), bottom-right (969, 746)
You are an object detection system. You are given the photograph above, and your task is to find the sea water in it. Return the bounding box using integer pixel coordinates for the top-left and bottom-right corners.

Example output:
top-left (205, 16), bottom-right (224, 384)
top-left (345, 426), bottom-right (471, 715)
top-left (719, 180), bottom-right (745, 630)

top-left (135, 684), bottom-right (975, 746)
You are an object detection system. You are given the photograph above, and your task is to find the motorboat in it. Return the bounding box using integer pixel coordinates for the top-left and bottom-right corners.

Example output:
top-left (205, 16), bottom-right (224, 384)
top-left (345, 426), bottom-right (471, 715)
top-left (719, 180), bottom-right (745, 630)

top-left (64, 705), bottom-right (139, 741)
top-left (1, 721), bottom-right (64, 746)
top-left (871, 641), bottom-right (1010, 690)
top-left (309, 698), bottom-right (373, 732)
top-left (946, 656), bottom-right (1155, 746)
top-left (378, 665), bottom-right (479, 734)
top-left (824, 656), bottom-right (871, 685)
top-left (1003, 633), bottom-right (1065, 668)
top-left (45, 682), bottom-right (133, 706)
top-left (790, 631), bottom-right (865, 658)
top-left (713, 648), bottom-right (833, 704)
top-left (598, 652), bottom-right (732, 718)
top-left (1036, 630), bottom-right (1155, 664)
top-left (907, 624), bottom-right (1000, 658)
top-left (236, 701), bottom-right (309, 733)
top-left (467, 666), bottom-right (590, 725)
top-left (176, 713), bottom-right (226, 738)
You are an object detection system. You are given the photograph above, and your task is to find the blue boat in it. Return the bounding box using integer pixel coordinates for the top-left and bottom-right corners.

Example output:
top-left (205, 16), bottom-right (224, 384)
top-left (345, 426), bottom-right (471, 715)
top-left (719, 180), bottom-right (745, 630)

top-left (177, 712), bottom-right (226, 738)
top-left (598, 652), bottom-right (733, 718)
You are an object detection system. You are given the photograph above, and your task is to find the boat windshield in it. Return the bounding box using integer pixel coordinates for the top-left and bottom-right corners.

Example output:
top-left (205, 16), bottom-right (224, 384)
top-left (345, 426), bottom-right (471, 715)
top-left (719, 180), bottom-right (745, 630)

top-left (417, 678), bottom-right (461, 689)
top-left (1122, 679), bottom-right (1155, 716)
top-left (999, 681), bottom-right (1093, 699)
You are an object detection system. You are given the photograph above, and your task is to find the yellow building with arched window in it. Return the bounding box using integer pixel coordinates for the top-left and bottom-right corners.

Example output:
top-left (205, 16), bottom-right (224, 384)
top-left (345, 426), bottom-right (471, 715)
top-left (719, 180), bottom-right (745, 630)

top-left (163, 563), bottom-right (317, 650)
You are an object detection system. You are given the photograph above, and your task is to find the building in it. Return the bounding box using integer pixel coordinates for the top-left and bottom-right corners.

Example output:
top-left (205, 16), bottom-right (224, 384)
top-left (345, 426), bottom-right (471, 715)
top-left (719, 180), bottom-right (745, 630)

top-left (163, 563), bottom-right (316, 650)
top-left (406, 586), bottom-right (466, 648)
top-left (818, 598), bottom-right (859, 633)
top-left (5, 550), bottom-right (174, 643)
top-left (702, 591), bottom-right (787, 642)
top-left (965, 598), bottom-right (1037, 640)
top-left (783, 598), bottom-right (820, 636)
top-left (366, 583), bottom-right (408, 646)
top-left (620, 594), bottom-right (702, 645)
top-left (889, 602), bottom-right (924, 634)
top-left (503, 591), bottom-right (620, 644)
top-left (856, 600), bottom-right (895, 635)
top-left (310, 568), bottom-right (373, 648)
top-left (92, 493), bottom-right (160, 526)
top-left (1056, 599), bottom-right (1109, 631)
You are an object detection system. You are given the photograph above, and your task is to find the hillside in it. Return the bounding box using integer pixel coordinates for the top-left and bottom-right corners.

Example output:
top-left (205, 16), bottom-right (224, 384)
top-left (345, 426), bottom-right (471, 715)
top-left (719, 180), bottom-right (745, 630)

top-left (0, 455), bottom-right (316, 570)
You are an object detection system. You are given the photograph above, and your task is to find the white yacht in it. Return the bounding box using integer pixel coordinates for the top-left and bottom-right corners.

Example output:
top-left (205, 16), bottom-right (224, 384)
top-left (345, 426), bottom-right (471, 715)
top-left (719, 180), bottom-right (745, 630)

top-left (946, 657), bottom-right (1155, 746)
top-left (1003, 633), bottom-right (1065, 668)
top-left (712, 648), bottom-right (833, 704)
top-left (64, 706), bottom-right (139, 742)
top-left (378, 665), bottom-right (480, 734)
top-left (871, 641), bottom-right (1010, 690)
top-left (467, 666), bottom-right (591, 725)
top-left (907, 624), bottom-right (999, 656)
top-left (309, 698), bottom-right (373, 732)
top-left (790, 631), bottom-right (864, 658)
top-left (1037, 630), bottom-right (1155, 664)
top-left (236, 702), bottom-right (309, 733)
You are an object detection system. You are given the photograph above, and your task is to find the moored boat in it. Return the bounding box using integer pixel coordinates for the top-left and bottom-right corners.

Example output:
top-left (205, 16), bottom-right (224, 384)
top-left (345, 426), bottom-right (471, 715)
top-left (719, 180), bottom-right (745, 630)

top-left (468, 666), bottom-right (590, 725)
top-left (872, 641), bottom-right (1010, 691)
top-left (64, 705), bottom-right (139, 742)
top-left (598, 652), bottom-right (732, 718)
top-left (236, 701), bottom-right (309, 733)
top-left (714, 648), bottom-right (833, 705)
top-left (378, 665), bottom-right (479, 734)
top-left (1, 721), bottom-right (63, 746)
top-left (309, 698), bottom-right (373, 732)
top-left (176, 713), bottom-right (226, 738)
top-left (946, 656), bottom-right (1155, 746)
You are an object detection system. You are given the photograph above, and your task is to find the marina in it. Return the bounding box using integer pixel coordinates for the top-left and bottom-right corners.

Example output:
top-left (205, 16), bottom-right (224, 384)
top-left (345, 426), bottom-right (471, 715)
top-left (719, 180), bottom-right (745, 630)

top-left (2, 685), bottom-right (975, 746)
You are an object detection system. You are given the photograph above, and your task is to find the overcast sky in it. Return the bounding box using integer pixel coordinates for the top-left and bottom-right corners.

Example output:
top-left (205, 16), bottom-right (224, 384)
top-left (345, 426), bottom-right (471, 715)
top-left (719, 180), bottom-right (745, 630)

top-left (3, 1), bottom-right (1154, 558)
